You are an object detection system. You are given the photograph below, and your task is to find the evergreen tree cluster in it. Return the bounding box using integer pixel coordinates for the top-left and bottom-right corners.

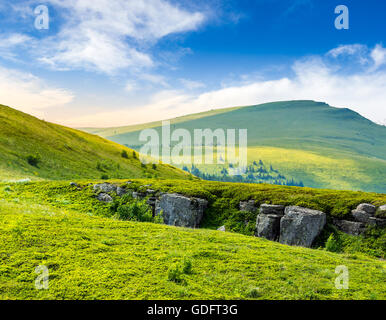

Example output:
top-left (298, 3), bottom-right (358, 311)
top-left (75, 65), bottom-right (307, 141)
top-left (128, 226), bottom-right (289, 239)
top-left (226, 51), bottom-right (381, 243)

top-left (182, 160), bottom-right (304, 187)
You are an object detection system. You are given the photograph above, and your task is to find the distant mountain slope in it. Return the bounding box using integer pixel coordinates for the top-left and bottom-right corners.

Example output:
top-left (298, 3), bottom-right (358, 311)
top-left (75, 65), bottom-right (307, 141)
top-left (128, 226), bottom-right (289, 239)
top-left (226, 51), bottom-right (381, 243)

top-left (82, 101), bottom-right (386, 193)
top-left (80, 105), bottom-right (242, 137)
top-left (0, 104), bottom-right (189, 181)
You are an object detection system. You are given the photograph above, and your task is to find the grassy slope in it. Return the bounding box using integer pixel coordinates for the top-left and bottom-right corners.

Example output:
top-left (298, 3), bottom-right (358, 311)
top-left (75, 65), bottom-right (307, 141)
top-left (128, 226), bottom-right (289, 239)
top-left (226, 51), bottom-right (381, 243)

top-left (83, 101), bottom-right (386, 192)
top-left (0, 104), bottom-right (189, 181)
top-left (0, 186), bottom-right (385, 300)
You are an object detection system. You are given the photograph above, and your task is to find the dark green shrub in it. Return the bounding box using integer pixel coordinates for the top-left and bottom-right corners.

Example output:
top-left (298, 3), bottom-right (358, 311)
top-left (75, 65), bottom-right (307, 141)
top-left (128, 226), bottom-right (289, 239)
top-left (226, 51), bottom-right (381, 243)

top-left (96, 160), bottom-right (114, 172)
top-left (26, 154), bottom-right (40, 167)
top-left (182, 259), bottom-right (193, 274)
top-left (121, 150), bottom-right (129, 159)
top-left (133, 151), bottom-right (137, 159)
top-left (101, 174), bottom-right (109, 180)
top-left (96, 162), bottom-right (104, 172)
top-left (154, 210), bottom-right (164, 224)
top-left (116, 199), bottom-right (153, 222)
top-left (152, 163), bottom-right (157, 170)
top-left (246, 287), bottom-right (262, 298)
top-left (325, 233), bottom-right (341, 252)
top-left (167, 265), bottom-right (183, 283)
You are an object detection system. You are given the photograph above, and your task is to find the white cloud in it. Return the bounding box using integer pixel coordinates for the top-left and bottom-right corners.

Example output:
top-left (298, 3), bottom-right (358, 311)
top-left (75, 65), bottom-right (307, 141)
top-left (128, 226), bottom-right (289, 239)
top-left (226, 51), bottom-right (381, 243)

top-left (0, 65), bottom-right (74, 117)
top-left (0, 33), bottom-right (33, 60)
top-left (327, 44), bottom-right (367, 58)
top-left (327, 43), bottom-right (386, 71)
top-left (32, 0), bottom-right (205, 73)
top-left (0, 33), bottom-right (32, 48)
top-left (67, 90), bottom-right (190, 127)
top-left (371, 44), bottom-right (386, 70)
top-left (125, 81), bottom-right (137, 92)
top-left (327, 44), bottom-right (370, 66)
top-left (63, 44), bottom-right (386, 127)
top-left (139, 73), bottom-right (169, 87)
top-left (180, 78), bottom-right (205, 90)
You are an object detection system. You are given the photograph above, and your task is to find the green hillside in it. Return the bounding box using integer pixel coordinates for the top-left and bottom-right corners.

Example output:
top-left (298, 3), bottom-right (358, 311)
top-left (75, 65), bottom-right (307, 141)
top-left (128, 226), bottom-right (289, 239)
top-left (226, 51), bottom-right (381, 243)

top-left (83, 101), bottom-right (386, 193)
top-left (80, 106), bottom-right (242, 137)
top-left (0, 104), bottom-right (189, 181)
top-left (1, 179), bottom-right (385, 300)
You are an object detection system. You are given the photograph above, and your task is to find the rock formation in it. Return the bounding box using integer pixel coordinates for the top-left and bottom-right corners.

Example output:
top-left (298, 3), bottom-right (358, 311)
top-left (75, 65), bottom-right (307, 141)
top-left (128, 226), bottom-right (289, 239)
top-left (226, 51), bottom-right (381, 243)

top-left (255, 204), bottom-right (284, 241)
top-left (155, 193), bottom-right (208, 228)
top-left (279, 206), bottom-right (326, 247)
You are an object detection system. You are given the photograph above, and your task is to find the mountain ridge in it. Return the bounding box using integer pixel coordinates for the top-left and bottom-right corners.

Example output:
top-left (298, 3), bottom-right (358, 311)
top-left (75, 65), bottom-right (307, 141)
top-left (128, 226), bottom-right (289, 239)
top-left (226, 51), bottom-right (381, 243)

top-left (81, 100), bottom-right (386, 192)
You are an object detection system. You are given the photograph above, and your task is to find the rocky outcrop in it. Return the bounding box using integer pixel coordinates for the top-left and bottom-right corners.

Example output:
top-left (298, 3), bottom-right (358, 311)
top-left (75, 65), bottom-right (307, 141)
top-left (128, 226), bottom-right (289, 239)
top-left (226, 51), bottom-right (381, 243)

top-left (351, 203), bottom-right (376, 224)
top-left (255, 204), bottom-right (326, 247)
top-left (92, 183), bottom-right (208, 228)
top-left (369, 217), bottom-right (386, 228)
top-left (117, 186), bottom-right (129, 197)
top-left (355, 203), bottom-right (376, 214)
top-left (279, 206), bottom-right (326, 247)
top-left (256, 214), bottom-right (282, 241)
top-left (91, 183), bottom-right (384, 243)
top-left (259, 204), bottom-right (285, 215)
top-left (217, 225), bottom-right (226, 232)
top-left (97, 193), bottom-right (113, 203)
top-left (352, 209), bottom-right (372, 224)
top-left (146, 197), bottom-right (159, 216)
top-left (132, 191), bottom-right (146, 199)
top-left (155, 193), bottom-right (208, 228)
top-left (376, 205), bottom-right (386, 218)
top-left (255, 204), bottom-right (284, 241)
top-left (332, 219), bottom-right (366, 236)
top-left (331, 202), bottom-right (386, 235)
top-left (93, 183), bottom-right (117, 193)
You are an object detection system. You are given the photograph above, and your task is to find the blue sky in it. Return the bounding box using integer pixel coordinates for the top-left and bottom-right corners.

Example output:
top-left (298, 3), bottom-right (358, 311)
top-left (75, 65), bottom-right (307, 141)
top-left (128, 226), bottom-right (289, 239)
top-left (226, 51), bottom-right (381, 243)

top-left (0, 0), bottom-right (386, 127)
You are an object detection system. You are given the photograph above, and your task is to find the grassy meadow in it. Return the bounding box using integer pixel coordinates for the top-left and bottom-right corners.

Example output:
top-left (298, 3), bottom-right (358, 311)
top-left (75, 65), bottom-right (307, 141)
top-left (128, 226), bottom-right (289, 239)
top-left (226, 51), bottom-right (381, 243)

top-left (0, 181), bottom-right (385, 300)
top-left (0, 103), bottom-right (385, 300)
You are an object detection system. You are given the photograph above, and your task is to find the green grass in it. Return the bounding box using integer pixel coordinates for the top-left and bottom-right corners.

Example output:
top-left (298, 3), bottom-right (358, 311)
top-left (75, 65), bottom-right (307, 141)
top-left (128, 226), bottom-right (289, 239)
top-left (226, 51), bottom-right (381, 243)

top-left (0, 197), bottom-right (385, 300)
top-left (0, 104), bottom-right (189, 181)
top-left (83, 100), bottom-right (386, 193)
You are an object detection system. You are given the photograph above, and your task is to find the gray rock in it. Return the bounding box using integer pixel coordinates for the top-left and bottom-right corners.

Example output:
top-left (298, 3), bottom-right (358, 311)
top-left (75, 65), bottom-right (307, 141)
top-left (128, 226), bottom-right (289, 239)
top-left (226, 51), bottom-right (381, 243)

top-left (146, 197), bottom-right (159, 216)
top-left (240, 200), bottom-right (257, 213)
top-left (217, 225), bottom-right (226, 232)
top-left (259, 204), bottom-right (285, 216)
top-left (279, 206), bottom-right (326, 248)
top-left (256, 214), bottom-right (282, 241)
top-left (70, 182), bottom-right (78, 187)
top-left (352, 209), bottom-right (372, 224)
top-left (368, 217), bottom-right (386, 228)
top-left (376, 205), bottom-right (386, 217)
top-left (93, 183), bottom-right (117, 193)
top-left (333, 219), bottom-right (366, 236)
top-left (355, 203), bottom-right (376, 215)
top-left (146, 189), bottom-right (156, 195)
top-left (97, 193), bottom-right (113, 203)
top-left (132, 191), bottom-right (146, 199)
top-left (116, 186), bottom-right (128, 197)
top-left (155, 193), bottom-right (208, 228)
